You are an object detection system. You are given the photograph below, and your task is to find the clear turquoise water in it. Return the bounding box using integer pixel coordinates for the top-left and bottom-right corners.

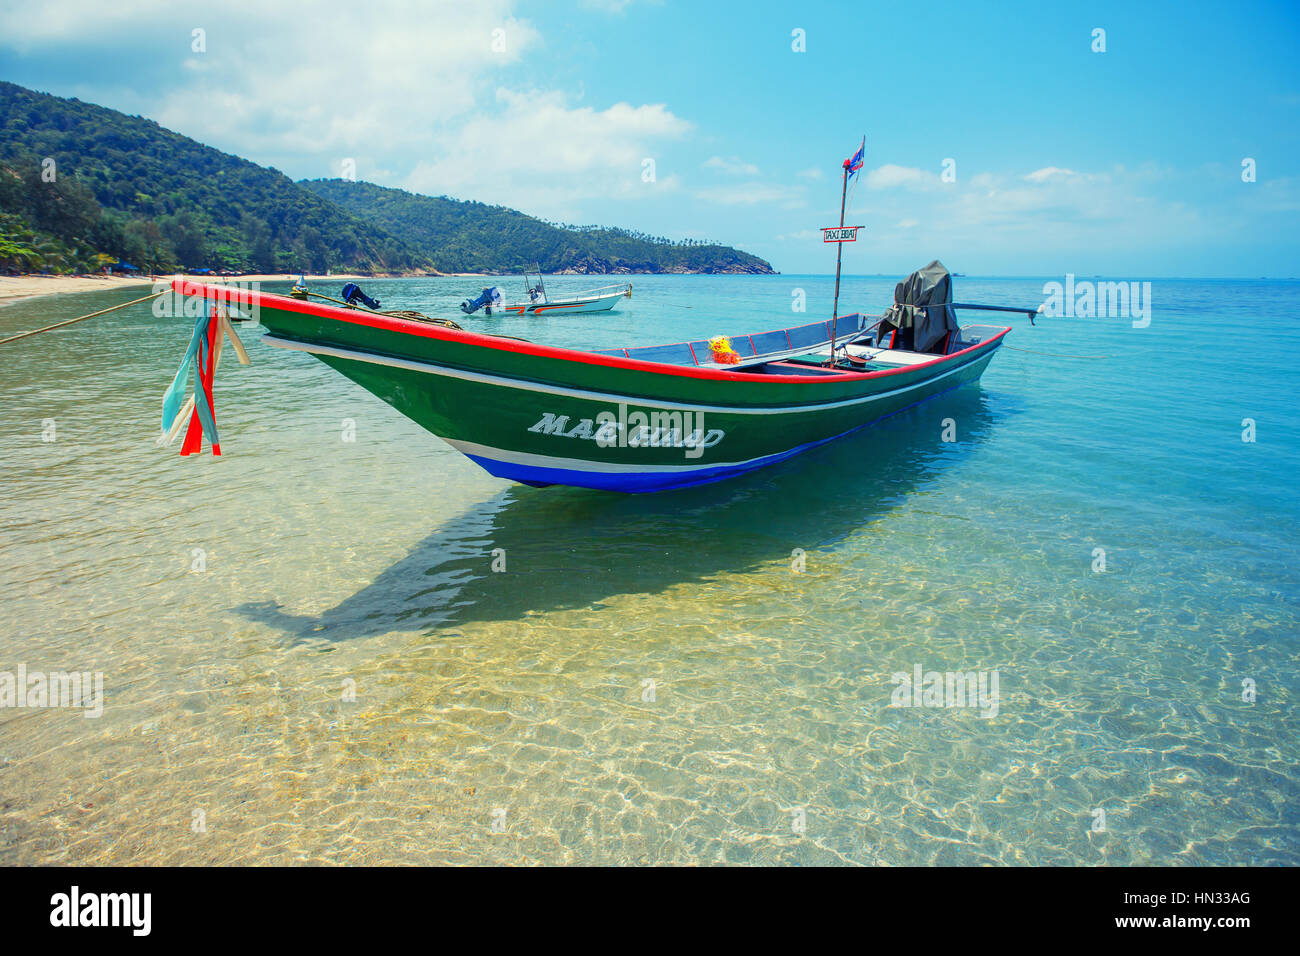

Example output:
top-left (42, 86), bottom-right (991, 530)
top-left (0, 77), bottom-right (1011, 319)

top-left (0, 274), bottom-right (1297, 865)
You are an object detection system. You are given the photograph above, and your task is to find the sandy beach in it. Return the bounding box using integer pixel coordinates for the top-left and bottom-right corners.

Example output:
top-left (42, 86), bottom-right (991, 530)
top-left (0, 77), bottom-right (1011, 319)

top-left (0, 273), bottom-right (154, 303)
top-left (0, 272), bottom-right (386, 306)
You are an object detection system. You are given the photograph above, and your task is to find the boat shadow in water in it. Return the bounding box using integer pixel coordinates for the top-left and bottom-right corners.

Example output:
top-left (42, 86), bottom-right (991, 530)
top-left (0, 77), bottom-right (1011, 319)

top-left (239, 388), bottom-right (1015, 643)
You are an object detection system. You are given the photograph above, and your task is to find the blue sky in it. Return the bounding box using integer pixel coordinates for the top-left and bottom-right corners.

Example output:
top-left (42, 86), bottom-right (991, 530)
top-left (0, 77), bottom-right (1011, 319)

top-left (2, 0), bottom-right (1298, 275)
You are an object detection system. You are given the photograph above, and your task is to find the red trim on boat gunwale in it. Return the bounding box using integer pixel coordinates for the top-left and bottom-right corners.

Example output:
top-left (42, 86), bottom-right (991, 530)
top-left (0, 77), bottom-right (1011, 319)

top-left (172, 280), bottom-right (1009, 386)
top-left (534, 302), bottom-right (588, 313)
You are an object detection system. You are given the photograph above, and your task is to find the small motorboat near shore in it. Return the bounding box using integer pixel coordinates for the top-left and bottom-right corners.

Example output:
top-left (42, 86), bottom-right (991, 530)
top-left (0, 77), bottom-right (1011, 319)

top-left (461, 272), bottom-right (631, 317)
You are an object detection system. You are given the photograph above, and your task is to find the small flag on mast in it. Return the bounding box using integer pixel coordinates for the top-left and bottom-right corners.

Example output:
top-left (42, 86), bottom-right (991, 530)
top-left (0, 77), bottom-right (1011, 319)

top-left (845, 137), bottom-right (865, 178)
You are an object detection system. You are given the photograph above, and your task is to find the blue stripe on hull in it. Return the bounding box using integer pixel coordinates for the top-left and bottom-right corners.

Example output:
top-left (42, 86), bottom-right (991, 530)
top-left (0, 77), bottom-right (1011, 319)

top-left (465, 382), bottom-right (967, 493)
top-left (465, 447), bottom-right (793, 493)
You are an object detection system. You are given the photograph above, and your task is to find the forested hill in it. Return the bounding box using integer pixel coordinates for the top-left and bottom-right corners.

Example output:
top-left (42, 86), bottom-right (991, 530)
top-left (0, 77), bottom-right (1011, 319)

top-left (300, 179), bottom-right (775, 275)
top-left (0, 80), bottom-right (424, 274)
top-left (0, 80), bottom-right (775, 276)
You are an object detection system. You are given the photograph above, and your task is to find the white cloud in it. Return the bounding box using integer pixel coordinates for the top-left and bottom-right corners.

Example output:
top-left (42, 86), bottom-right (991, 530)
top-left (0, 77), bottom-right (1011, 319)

top-left (864, 164), bottom-right (938, 190)
top-left (846, 163), bottom-right (1211, 272)
top-left (772, 157), bottom-right (1276, 274)
top-left (0, 0), bottom-right (698, 222)
top-left (1024, 166), bottom-right (1079, 183)
top-left (694, 182), bottom-right (805, 207)
top-left (404, 88), bottom-right (690, 217)
top-left (703, 155), bottom-right (760, 176)
top-left (0, 1), bottom-right (546, 169)
top-left (160, 4), bottom-right (540, 161)
top-left (0, 0), bottom-right (161, 47)
top-left (796, 167), bottom-right (825, 180)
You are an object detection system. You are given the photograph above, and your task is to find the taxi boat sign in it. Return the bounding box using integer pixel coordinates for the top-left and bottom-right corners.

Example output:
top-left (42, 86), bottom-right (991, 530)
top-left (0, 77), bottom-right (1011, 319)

top-left (821, 225), bottom-right (864, 243)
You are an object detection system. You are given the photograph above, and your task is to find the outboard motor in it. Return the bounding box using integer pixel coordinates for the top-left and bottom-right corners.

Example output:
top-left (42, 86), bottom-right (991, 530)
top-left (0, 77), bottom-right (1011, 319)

top-left (460, 287), bottom-right (502, 315)
top-left (340, 282), bottom-right (381, 310)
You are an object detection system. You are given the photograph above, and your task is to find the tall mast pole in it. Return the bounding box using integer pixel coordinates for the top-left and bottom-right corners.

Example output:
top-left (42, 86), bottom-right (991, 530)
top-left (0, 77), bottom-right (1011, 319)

top-left (828, 158), bottom-right (849, 366)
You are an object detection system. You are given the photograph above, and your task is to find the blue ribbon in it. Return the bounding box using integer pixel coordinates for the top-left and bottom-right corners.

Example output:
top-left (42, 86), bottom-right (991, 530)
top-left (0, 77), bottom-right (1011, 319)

top-left (161, 306), bottom-right (220, 447)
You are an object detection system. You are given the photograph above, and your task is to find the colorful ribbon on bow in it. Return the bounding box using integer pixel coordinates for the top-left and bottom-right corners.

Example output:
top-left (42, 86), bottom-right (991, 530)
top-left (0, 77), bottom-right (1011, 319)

top-left (159, 302), bottom-right (249, 456)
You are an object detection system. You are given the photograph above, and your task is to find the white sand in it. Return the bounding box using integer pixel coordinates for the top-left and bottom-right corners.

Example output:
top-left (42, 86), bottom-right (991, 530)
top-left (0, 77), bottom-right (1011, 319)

top-left (0, 272), bottom-right (410, 306)
top-left (0, 274), bottom-right (155, 303)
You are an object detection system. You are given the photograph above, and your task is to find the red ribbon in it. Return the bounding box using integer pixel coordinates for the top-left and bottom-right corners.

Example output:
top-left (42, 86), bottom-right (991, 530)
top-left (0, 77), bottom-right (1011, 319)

top-left (180, 309), bottom-right (221, 456)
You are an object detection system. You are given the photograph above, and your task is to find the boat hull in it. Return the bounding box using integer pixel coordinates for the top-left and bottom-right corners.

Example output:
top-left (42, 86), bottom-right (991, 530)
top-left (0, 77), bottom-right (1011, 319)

top-left (177, 282), bottom-right (1007, 492)
top-left (272, 336), bottom-right (996, 491)
top-left (490, 290), bottom-right (625, 316)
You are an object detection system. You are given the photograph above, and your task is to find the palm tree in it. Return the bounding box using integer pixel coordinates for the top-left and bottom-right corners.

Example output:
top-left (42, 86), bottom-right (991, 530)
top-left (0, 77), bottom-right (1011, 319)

top-left (35, 240), bottom-right (70, 274)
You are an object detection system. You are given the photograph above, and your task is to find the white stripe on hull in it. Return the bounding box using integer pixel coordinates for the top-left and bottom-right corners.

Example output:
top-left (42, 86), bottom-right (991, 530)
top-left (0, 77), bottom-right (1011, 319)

top-left (261, 335), bottom-right (997, 416)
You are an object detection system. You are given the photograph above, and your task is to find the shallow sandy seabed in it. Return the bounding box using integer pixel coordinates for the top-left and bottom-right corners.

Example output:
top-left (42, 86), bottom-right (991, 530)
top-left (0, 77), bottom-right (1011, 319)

top-left (1, 275), bottom-right (1296, 866)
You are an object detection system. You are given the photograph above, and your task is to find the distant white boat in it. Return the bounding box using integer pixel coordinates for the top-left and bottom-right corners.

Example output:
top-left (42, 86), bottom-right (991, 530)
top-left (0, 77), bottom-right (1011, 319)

top-left (461, 272), bottom-right (631, 316)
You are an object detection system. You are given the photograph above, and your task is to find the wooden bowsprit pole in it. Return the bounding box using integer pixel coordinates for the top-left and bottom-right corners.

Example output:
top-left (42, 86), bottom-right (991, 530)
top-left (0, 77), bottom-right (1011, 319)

top-left (0, 290), bottom-right (164, 346)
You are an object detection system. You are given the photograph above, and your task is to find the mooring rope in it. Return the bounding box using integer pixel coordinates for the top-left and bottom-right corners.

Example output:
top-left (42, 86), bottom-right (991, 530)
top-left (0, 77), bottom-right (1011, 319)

top-left (300, 290), bottom-right (536, 341)
top-left (0, 290), bottom-right (165, 345)
top-left (301, 291), bottom-right (466, 331)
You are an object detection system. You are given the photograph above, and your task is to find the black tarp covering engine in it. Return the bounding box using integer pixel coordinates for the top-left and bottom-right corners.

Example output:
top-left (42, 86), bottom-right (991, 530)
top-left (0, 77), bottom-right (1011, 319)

top-left (877, 260), bottom-right (960, 353)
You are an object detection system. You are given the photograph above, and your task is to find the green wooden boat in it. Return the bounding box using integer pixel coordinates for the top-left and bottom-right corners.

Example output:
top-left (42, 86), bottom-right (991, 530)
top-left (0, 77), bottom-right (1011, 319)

top-left (172, 264), bottom-right (1027, 493)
